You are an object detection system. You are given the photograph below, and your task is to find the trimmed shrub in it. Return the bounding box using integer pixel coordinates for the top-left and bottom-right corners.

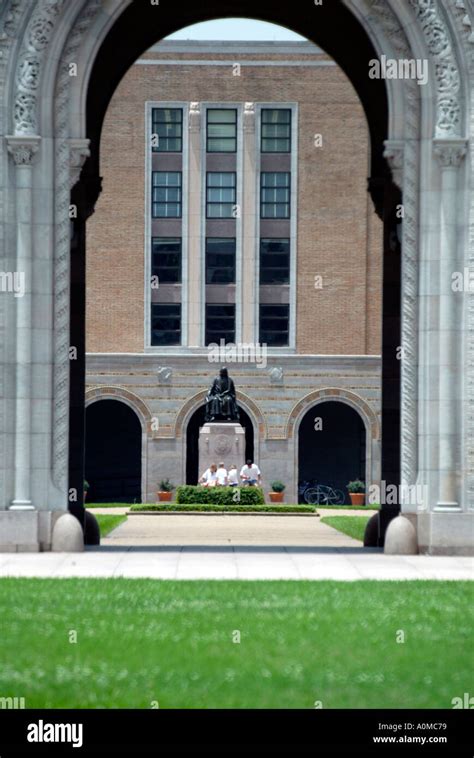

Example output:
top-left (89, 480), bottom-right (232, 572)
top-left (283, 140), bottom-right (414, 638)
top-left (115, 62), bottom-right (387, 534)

top-left (129, 503), bottom-right (316, 514)
top-left (176, 486), bottom-right (265, 506)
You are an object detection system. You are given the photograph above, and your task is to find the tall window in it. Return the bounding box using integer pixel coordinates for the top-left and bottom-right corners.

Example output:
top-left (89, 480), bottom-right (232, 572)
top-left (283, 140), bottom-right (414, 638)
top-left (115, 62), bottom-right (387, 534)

top-left (260, 239), bottom-right (290, 284)
top-left (261, 109), bottom-right (291, 153)
top-left (260, 304), bottom-right (289, 347)
top-left (206, 172), bottom-right (236, 218)
top-left (206, 238), bottom-right (236, 284)
top-left (151, 304), bottom-right (181, 346)
top-left (152, 172), bottom-right (182, 218)
top-left (207, 109), bottom-right (237, 152)
top-left (152, 108), bottom-right (183, 152)
top-left (261, 172), bottom-right (290, 218)
top-left (152, 238), bottom-right (182, 283)
top-left (206, 304), bottom-right (236, 345)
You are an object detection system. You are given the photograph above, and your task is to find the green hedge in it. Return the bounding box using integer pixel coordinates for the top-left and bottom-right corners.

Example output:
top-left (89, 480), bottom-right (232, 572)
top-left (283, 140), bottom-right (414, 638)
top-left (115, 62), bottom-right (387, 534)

top-left (130, 503), bottom-right (316, 514)
top-left (175, 486), bottom-right (265, 506)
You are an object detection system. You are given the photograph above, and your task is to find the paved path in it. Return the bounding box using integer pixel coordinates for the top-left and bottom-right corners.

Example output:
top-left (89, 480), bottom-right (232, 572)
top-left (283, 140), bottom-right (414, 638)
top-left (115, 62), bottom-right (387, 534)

top-left (100, 513), bottom-right (361, 547)
top-left (0, 547), bottom-right (471, 580)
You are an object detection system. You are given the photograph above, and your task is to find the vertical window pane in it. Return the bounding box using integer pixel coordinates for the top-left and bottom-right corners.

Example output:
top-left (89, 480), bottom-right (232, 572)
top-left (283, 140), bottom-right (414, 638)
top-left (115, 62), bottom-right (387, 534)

top-left (206, 238), bottom-right (236, 284)
top-left (152, 172), bottom-right (182, 218)
top-left (152, 108), bottom-right (183, 152)
top-left (151, 304), bottom-right (181, 346)
top-left (259, 305), bottom-right (289, 347)
top-left (207, 109), bottom-right (237, 152)
top-left (152, 238), bottom-right (182, 283)
top-left (261, 109), bottom-right (291, 153)
top-left (206, 304), bottom-right (236, 345)
top-left (206, 173), bottom-right (236, 218)
top-left (261, 173), bottom-right (290, 218)
top-left (260, 239), bottom-right (290, 284)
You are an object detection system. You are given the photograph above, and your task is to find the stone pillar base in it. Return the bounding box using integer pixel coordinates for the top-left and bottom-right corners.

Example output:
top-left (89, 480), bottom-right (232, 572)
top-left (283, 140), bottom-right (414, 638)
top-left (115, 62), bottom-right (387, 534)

top-left (415, 511), bottom-right (474, 556)
top-left (0, 510), bottom-right (68, 552)
top-left (198, 423), bottom-right (245, 480)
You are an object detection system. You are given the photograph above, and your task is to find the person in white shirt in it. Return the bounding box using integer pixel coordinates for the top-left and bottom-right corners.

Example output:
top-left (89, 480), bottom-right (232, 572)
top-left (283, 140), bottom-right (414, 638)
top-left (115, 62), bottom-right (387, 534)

top-left (240, 460), bottom-right (262, 487)
top-left (216, 463), bottom-right (228, 487)
top-left (200, 463), bottom-right (218, 487)
top-left (227, 465), bottom-right (239, 487)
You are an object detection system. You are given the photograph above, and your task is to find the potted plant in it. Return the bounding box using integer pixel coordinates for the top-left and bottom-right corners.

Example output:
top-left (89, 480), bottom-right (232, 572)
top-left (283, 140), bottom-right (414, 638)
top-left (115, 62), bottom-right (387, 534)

top-left (269, 481), bottom-right (286, 504)
top-left (157, 479), bottom-right (175, 502)
top-left (84, 480), bottom-right (90, 502)
top-left (347, 479), bottom-right (365, 506)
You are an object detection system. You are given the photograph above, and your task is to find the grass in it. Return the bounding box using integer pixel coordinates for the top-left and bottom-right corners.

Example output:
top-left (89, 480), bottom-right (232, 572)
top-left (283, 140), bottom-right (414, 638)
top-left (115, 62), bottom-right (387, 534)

top-left (86, 503), bottom-right (131, 509)
top-left (130, 504), bottom-right (316, 514)
top-left (0, 579), bottom-right (472, 709)
top-left (321, 516), bottom-right (370, 542)
top-left (95, 514), bottom-right (127, 537)
top-left (317, 504), bottom-right (380, 511)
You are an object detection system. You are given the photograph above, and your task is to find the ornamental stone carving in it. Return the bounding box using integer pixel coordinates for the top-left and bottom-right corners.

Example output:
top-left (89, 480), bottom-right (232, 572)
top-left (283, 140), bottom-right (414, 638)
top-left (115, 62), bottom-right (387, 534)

top-left (6, 135), bottom-right (40, 165)
top-left (243, 102), bottom-right (255, 133)
top-left (408, 0), bottom-right (463, 137)
top-left (13, 0), bottom-right (66, 135)
top-left (189, 102), bottom-right (201, 132)
top-left (433, 139), bottom-right (468, 167)
top-left (69, 139), bottom-right (90, 188)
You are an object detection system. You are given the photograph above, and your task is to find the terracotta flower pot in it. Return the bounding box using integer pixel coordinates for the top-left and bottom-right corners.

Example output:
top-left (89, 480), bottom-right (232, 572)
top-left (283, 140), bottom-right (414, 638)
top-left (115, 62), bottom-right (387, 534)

top-left (269, 492), bottom-right (284, 503)
top-left (349, 493), bottom-right (365, 506)
top-left (158, 491), bottom-right (173, 502)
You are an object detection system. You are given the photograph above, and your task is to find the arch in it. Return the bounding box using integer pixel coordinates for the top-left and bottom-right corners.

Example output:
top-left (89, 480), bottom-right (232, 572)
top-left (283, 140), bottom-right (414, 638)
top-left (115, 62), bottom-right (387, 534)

top-left (290, 389), bottom-right (381, 494)
top-left (1, 0), bottom-right (472, 552)
top-left (287, 388), bottom-right (380, 441)
top-left (174, 390), bottom-right (266, 440)
top-left (85, 386), bottom-right (154, 435)
top-left (175, 390), bottom-right (263, 486)
top-left (84, 397), bottom-right (143, 503)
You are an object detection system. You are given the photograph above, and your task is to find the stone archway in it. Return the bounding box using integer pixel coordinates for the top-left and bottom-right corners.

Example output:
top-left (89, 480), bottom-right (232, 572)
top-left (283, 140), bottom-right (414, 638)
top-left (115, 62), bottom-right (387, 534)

top-left (289, 389), bottom-right (381, 501)
top-left (0, 0), bottom-right (472, 553)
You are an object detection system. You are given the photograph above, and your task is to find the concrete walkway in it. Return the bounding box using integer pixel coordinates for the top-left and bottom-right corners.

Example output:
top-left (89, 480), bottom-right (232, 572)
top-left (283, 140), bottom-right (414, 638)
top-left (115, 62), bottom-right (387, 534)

top-left (0, 547), bottom-right (472, 580)
top-left (1, 513), bottom-right (471, 580)
top-left (101, 513), bottom-right (361, 547)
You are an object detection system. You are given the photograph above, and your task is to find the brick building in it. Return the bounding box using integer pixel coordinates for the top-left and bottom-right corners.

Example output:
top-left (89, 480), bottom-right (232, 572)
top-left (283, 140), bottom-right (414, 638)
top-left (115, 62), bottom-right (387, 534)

top-left (85, 39), bottom-right (383, 504)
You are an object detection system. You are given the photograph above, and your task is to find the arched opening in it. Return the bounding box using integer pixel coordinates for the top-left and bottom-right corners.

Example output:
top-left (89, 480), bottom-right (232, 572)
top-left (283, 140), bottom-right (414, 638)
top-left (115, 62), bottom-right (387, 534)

top-left (298, 402), bottom-right (366, 504)
top-left (186, 406), bottom-right (255, 485)
top-left (85, 400), bottom-right (142, 503)
top-left (69, 5), bottom-right (400, 523)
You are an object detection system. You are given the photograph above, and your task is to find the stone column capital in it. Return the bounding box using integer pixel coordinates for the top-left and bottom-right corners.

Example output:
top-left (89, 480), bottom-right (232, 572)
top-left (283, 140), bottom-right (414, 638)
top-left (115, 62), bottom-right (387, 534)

top-left (189, 102), bottom-right (201, 132)
top-left (383, 140), bottom-right (405, 189)
top-left (6, 135), bottom-right (41, 166)
top-left (243, 102), bottom-right (256, 133)
top-left (69, 138), bottom-right (91, 188)
top-left (433, 139), bottom-right (468, 168)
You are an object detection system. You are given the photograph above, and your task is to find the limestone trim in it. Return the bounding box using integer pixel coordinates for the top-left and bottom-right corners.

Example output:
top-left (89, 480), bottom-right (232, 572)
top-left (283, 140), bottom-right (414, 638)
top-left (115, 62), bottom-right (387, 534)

top-left (286, 388), bottom-right (381, 442)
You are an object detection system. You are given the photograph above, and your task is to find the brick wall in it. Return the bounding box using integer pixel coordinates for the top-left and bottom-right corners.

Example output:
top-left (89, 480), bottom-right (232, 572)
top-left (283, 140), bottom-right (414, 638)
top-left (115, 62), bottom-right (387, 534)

top-left (86, 45), bottom-right (382, 355)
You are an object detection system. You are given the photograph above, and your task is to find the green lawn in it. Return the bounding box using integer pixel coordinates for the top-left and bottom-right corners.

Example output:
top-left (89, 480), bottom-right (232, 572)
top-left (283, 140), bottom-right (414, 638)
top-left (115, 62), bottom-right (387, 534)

top-left (0, 579), bottom-right (472, 709)
top-left (321, 516), bottom-right (370, 542)
top-left (95, 514), bottom-right (127, 537)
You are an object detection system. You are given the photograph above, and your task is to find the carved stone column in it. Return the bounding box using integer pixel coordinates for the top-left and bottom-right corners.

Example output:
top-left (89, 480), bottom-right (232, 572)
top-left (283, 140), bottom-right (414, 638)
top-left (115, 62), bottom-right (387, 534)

top-left (433, 139), bottom-right (468, 511)
top-left (6, 135), bottom-right (41, 509)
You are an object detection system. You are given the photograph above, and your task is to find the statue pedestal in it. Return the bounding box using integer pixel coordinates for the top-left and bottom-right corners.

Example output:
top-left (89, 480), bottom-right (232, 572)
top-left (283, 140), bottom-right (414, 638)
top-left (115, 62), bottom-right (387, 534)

top-left (198, 423), bottom-right (245, 478)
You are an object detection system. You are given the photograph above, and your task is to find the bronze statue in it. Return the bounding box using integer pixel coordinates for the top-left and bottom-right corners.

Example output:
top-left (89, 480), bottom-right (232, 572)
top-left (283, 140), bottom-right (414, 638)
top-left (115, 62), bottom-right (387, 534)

top-left (205, 367), bottom-right (240, 422)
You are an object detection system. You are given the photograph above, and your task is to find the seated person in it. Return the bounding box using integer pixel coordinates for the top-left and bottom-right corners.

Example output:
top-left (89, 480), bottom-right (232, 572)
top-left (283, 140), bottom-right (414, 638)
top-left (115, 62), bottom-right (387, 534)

top-left (216, 463), bottom-right (228, 487)
top-left (200, 463), bottom-right (218, 487)
top-left (240, 460), bottom-right (262, 487)
top-left (227, 464), bottom-right (239, 487)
